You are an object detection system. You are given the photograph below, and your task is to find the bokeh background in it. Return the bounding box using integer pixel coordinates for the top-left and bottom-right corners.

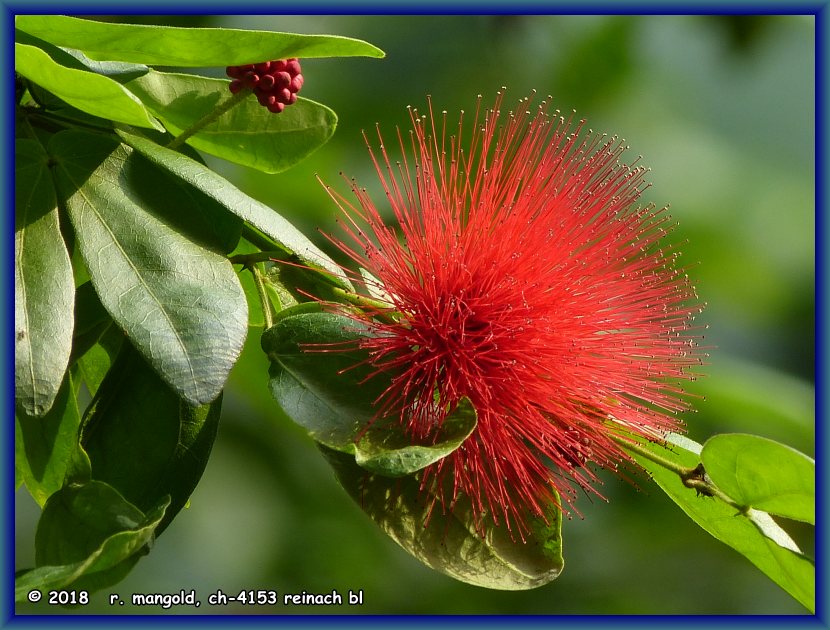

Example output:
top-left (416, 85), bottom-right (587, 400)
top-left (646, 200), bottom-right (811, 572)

top-left (15, 14), bottom-right (815, 615)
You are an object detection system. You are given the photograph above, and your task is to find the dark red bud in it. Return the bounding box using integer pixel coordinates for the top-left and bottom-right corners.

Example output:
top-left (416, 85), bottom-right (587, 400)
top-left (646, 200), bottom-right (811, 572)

top-left (277, 87), bottom-right (292, 103)
top-left (285, 59), bottom-right (301, 75)
top-left (242, 71), bottom-right (259, 88)
top-left (226, 66), bottom-right (242, 78)
top-left (254, 61), bottom-right (272, 74)
top-left (289, 74), bottom-right (304, 92)
top-left (270, 59), bottom-right (287, 72)
top-left (267, 101), bottom-right (285, 114)
top-left (274, 71), bottom-right (291, 89)
top-left (257, 92), bottom-right (276, 107)
top-left (258, 73), bottom-right (276, 91)
top-left (286, 92), bottom-right (297, 105)
top-left (229, 79), bottom-right (244, 94)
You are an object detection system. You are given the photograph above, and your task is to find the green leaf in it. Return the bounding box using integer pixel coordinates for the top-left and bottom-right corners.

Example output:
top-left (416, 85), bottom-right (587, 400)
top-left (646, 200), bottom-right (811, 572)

top-left (107, 139), bottom-right (244, 255)
top-left (263, 305), bottom-right (477, 476)
top-left (15, 375), bottom-right (82, 507)
top-left (701, 433), bottom-right (814, 525)
top-left (623, 434), bottom-right (814, 612)
top-left (15, 139), bottom-right (74, 417)
top-left (124, 70), bottom-right (338, 174)
top-left (56, 48), bottom-right (150, 83)
top-left (17, 481), bottom-right (168, 599)
top-left (262, 305), bottom-right (383, 448)
top-left (354, 398), bottom-right (478, 477)
top-left (15, 42), bottom-right (162, 131)
top-left (117, 128), bottom-right (351, 289)
top-left (81, 343), bottom-right (221, 534)
top-left (323, 447), bottom-right (564, 590)
top-left (15, 28), bottom-right (149, 83)
top-left (50, 130), bottom-right (248, 406)
top-left (15, 15), bottom-right (385, 65)
top-left (35, 481), bottom-right (145, 566)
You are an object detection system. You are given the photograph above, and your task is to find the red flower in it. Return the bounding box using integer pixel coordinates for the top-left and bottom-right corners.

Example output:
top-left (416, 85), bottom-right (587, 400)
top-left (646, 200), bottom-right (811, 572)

top-left (321, 92), bottom-right (704, 536)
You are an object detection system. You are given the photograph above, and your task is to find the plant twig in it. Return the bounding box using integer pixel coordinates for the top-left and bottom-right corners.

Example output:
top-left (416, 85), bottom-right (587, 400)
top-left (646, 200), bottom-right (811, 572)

top-left (250, 264), bottom-right (275, 330)
top-left (167, 89), bottom-right (249, 150)
top-left (331, 286), bottom-right (403, 325)
top-left (610, 433), bottom-right (745, 512)
top-left (229, 251), bottom-right (291, 267)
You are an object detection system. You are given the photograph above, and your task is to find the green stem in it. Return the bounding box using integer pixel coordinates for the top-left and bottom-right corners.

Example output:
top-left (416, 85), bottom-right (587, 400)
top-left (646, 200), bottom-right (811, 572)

top-left (610, 433), bottom-right (745, 512)
top-left (167, 89), bottom-right (249, 150)
top-left (331, 286), bottom-right (403, 325)
top-left (611, 434), bottom-right (692, 476)
top-left (250, 264), bottom-right (275, 330)
top-left (229, 250), bottom-right (291, 267)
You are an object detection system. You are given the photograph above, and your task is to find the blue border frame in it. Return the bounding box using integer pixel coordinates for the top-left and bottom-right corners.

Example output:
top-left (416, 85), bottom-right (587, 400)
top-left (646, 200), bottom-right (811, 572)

top-left (5, 2), bottom-right (826, 627)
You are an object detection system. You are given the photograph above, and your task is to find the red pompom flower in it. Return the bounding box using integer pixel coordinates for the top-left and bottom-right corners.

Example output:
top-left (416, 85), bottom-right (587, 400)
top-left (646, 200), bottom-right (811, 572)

top-left (321, 92), bottom-right (705, 536)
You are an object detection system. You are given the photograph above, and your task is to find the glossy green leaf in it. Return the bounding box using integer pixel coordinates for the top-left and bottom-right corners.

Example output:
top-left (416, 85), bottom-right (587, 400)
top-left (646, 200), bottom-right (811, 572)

top-left (56, 48), bottom-right (149, 82)
top-left (323, 447), bottom-right (564, 590)
top-left (81, 344), bottom-right (222, 534)
top-left (262, 304), bottom-right (383, 448)
top-left (263, 305), bottom-right (477, 476)
top-left (15, 15), bottom-right (384, 65)
top-left (701, 433), bottom-right (814, 525)
top-left (622, 433), bottom-right (814, 612)
top-left (15, 375), bottom-right (82, 507)
top-left (117, 128), bottom-right (350, 289)
top-left (15, 139), bottom-right (74, 417)
top-left (111, 142), bottom-right (244, 255)
top-left (50, 130), bottom-right (248, 406)
top-left (15, 42), bottom-right (162, 131)
top-left (16, 481), bottom-right (168, 599)
top-left (354, 398), bottom-right (477, 477)
top-left (15, 28), bottom-right (149, 83)
top-left (125, 70), bottom-right (337, 174)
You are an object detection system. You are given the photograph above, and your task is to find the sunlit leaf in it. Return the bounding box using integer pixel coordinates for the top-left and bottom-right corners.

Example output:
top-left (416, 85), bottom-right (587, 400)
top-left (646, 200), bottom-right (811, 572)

top-left (701, 433), bottom-right (814, 525)
top-left (621, 433), bottom-right (814, 612)
top-left (125, 70), bottom-right (337, 174)
top-left (16, 28), bottom-right (149, 82)
top-left (15, 15), bottom-right (385, 66)
top-left (15, 41), bottom-right (162, 130)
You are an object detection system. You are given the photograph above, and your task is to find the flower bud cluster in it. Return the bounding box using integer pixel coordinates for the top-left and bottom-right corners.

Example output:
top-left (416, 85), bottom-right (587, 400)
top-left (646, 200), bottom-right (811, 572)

top-left (226, 58), bottom-right (304, 114)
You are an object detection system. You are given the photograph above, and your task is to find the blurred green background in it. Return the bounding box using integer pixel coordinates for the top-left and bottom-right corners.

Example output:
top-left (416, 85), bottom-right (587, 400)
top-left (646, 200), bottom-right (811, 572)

top-left (15, 14), bottom-right (815, 615)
